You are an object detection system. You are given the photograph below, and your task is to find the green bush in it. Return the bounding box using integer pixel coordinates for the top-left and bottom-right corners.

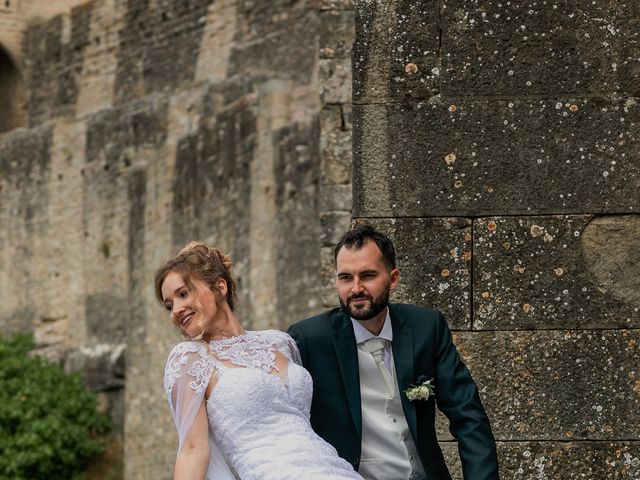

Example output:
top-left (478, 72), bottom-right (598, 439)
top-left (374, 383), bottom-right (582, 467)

top-left (0, 335), bottom-right (111, 480)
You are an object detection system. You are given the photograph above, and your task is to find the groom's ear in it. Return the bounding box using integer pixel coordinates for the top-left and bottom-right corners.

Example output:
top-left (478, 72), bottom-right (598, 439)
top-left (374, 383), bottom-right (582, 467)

top-left (389, 268), bottom-right (400, 290)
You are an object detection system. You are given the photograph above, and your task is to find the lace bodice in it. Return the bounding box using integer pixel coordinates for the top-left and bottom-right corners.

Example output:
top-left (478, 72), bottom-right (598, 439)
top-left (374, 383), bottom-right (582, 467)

top-left (208, 330), bottom-right (285, 373)
top-left (164, 330), bottom-right (362, 480)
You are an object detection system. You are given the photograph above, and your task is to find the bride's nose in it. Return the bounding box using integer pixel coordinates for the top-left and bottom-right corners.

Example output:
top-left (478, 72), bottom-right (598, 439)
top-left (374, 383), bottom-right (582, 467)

top-left (172, 299), bottom-right (187, 318)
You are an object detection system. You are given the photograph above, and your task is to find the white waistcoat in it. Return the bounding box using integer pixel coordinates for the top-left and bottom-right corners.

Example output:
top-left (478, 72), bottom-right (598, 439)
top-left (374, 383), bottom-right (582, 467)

top-left (357, 346), bottom-right (426, 480)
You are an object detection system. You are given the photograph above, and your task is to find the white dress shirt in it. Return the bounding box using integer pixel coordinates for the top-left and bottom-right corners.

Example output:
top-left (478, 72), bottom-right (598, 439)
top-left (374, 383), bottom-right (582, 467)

top-left (350, 309), bottom-right (393, 375)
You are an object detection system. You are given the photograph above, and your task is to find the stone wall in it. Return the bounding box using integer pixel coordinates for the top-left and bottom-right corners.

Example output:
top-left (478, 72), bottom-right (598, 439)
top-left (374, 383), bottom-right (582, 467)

top-left (353, 0), bottom-right (639, 478)
top-left (0, 0), bottom-right (353, 478)
top-left (4, 0), bottom-right (637, 478)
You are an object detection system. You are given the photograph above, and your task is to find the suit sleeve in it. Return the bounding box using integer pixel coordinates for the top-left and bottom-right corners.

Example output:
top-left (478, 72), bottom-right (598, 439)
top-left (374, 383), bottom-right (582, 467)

top-left (433, 312), bottom-right (499, 480)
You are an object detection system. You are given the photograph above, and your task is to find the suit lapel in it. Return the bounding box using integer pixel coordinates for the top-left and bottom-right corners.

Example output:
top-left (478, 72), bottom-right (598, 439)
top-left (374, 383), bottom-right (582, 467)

top-left (332, 312), bottom-right (362, 437)
top-left (390, 306), bottom-right (418, 444)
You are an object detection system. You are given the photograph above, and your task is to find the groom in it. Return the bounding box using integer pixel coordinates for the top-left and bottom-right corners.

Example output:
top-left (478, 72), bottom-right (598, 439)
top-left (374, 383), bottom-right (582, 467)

top-left (288, 224), bottom-right (499, 480)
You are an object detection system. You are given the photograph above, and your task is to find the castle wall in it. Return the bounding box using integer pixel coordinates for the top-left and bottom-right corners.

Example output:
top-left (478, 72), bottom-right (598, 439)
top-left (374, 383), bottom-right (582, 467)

top-left (0, 0), bottom-right (353, 477)
top-left (353, 1), bottom-right (639, 478)
top-left (4, 0), bottom-right (636, 478)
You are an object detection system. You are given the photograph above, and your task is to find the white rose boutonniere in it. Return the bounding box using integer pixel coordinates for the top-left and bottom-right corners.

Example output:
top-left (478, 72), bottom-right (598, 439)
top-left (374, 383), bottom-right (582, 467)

top-left (404, 375), bottom-right (435, 402)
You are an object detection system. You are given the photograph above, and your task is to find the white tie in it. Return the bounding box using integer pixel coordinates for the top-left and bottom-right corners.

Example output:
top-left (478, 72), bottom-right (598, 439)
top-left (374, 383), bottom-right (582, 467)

top-left (362, 338), bottom-right (393, 393)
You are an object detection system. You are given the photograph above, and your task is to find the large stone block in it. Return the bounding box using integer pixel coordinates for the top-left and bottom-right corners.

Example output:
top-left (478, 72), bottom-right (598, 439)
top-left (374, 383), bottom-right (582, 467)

top-left (320, 105), bottom-right (352, 186)
top-left (320, 9), bottom-right (355, 59)
top-left (85, 293), bottom-right (128, 344)
top-left (114, 0), bottom-right (211, 104)
top-left (319, 184), bottom-right (352, 212)
top-left (353, 0), bottom-right (440, 103)
top-left (273, 119), bottom-right (324, 325)
top-left (23, 3), bottom-right (94, 125)
top-left (228, 1), bottom-right (319, 85)
top-left (453, 330), bottom-right (640, 440)
top-left (353, 98), bottom-right (640, 217)
top-left (320, 57), bottom-right (352, 104)
top-left (442, 0), bottom-right (640, 97)
top-left (65, 343), bottom-right (126, 392)
top-left (171, 86), bottom-right (255, 252)
top-left (442, 441), bottom-right (640, 480)
top-left (355, 218), bottom-right (472, 329)
top-left (474, 215), bottom-right (640, 329)
top-left (85, 96), bottom-right (168, 166)
top-left (353, 0), bottom-right (640, 103)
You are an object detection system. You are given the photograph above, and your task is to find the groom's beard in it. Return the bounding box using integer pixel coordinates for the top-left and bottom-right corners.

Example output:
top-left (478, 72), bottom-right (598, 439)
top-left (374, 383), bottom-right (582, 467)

top-left (339, 284), bottom-right (390, 321)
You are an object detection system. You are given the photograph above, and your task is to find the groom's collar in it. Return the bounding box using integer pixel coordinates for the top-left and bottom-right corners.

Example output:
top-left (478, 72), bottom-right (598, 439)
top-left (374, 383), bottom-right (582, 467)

top-left (350, 309), bottom-right (393, 344)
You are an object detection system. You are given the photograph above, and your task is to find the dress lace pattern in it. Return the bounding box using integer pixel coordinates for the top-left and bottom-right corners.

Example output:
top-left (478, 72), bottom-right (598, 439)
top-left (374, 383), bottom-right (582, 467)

top-left (164, 330), bottom-right (362, 480)
top-left (208, 331), bottom-right (281, 373)
top-left (164, 341), bottom-right (216, 400)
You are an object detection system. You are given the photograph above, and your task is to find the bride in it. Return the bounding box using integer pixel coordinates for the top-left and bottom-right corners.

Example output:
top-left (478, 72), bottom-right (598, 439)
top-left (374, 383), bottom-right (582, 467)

top-left (157, 242), bottom-right (363, 480)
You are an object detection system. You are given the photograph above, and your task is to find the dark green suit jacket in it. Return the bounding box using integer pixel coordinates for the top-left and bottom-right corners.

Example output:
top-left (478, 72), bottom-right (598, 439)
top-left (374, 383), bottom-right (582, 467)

top-left (287, 303), bottom-right (499, 480)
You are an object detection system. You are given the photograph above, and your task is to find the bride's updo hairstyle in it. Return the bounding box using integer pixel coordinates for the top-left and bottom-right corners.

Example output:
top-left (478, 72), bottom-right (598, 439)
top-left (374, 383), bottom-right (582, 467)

top-left (154, 241), bottom-right (238, 311)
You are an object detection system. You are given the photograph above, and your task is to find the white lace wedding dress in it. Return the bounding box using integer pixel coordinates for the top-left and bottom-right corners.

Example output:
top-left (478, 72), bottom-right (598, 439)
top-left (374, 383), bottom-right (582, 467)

top-left (164, 330), bottom-right (362, 480)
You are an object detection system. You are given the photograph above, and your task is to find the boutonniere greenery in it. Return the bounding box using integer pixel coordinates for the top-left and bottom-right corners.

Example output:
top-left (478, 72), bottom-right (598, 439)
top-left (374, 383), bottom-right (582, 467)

top-left (404, 375), bottom-right (435, 402)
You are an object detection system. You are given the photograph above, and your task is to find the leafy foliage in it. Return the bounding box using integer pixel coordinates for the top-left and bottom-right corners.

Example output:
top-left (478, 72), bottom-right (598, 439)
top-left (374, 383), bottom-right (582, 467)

top-left (0, 335), bottom-right (111, 479)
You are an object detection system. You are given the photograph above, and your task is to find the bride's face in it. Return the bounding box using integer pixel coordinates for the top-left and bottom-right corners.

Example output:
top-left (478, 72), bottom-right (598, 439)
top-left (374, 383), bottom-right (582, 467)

top-left (161, 271), bottom-right (227, 338)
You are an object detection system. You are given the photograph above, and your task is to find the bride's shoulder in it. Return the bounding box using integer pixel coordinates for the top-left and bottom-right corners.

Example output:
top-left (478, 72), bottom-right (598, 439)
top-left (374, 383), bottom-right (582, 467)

top-left (164, 341), bottom-right (216, 397)
top-left (166, 340), bottom-right (210, 361)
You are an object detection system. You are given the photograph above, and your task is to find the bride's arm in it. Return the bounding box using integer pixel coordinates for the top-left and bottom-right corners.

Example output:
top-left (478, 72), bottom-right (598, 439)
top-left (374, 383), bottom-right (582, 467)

top-left (174, 401), bottom-right (210, 480)
top-left (164, 342), bottom-right (217, 480)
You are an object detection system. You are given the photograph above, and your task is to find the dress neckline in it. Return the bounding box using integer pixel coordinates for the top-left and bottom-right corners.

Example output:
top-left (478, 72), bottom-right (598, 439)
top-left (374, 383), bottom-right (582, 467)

top-left (208, 330), bottom-right (252, 345)
top-left (208, 331), bottom-right (281, 373)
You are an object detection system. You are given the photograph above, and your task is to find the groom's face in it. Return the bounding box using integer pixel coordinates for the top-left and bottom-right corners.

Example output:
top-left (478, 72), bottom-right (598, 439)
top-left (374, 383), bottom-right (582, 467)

top-left (336, 240), bottom-right (400, 323)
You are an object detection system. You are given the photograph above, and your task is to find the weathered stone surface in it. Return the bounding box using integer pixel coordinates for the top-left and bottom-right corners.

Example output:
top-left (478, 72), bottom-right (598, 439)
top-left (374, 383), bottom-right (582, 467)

top-left (353, 0), bottom-right (440, 103)
top-left (497, 441), bottom-right (640, 480)
top-left (171, 85), bottom-right (255, 249)
top-left (86, 96), bottom-right (168, 164)
top-left (357, 218), bottom-right (472, 329)
top-left (320, 57), bottom-right (352, 104)
top-left (2, 0), bottom-right (343, 478)
top-left (114, 0), bottom-right (210, 104)
top-left (85, 293), bottom-right (128, 344)
top-left (320, 211), bottom-right (352, 246)
top-left (353, 0), bottom-right (640, 103)
top-left (0, 127), bottom-right (51, 226)
top-left (0, 126), bottom-right (52, 336)
top-left (581, 215), bottom-right (640, 308)
top-left (319, 0), bottom-right (353, 11)
top-left (320, 245), bottom-right (340, 308)
top-left (229, 1), bottom-right (319, 85)
top-left (127, 169), bottom-right (147, 341)
top-left (453, 330), bottom-right (640, 440)
top-left (441, 441), bottom-right (640, 480)
top-left (23, 3), bottom-right (94, 125)
top-left (442, 0), bottom-right (640, 98)
top-left (65, 343), bottom-right (126, 392)
top-left (320, 105), bottom-right (352, 185)
top-left (274, 119), bottom-right (324, 325)
top-left (353, 98), bottom-right (640, 216)
top-left (474, 215), bottom-right (640, 329)
top-left (320, 9), bottom-right (354, 59)
top-left (319, 184), bottom-right (352, 212)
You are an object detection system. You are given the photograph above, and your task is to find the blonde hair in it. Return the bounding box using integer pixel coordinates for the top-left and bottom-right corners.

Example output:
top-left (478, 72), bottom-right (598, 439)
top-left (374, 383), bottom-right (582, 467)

top-left (154, 241), bottom-right (238, 311)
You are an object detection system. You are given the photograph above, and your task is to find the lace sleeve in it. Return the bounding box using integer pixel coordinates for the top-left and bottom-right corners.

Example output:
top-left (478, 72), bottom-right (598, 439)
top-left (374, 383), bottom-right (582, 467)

top-left (163, 341), bottom-right (216, 453)
top-left (276, 331), bottom-right (302, 366)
